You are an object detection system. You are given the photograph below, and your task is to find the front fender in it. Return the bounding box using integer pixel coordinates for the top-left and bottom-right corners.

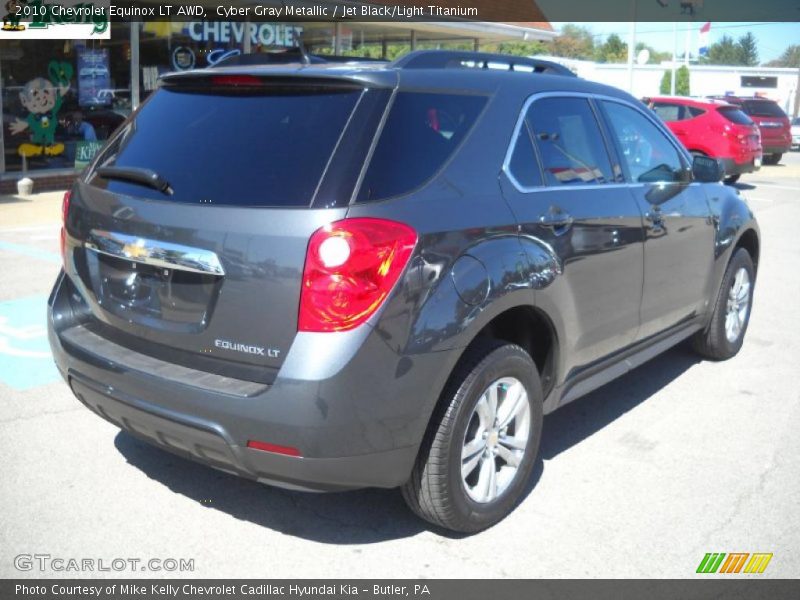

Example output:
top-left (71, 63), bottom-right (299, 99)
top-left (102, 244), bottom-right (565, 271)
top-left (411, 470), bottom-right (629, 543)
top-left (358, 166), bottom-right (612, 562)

top-left (704, 183), bottom-right (760, 314)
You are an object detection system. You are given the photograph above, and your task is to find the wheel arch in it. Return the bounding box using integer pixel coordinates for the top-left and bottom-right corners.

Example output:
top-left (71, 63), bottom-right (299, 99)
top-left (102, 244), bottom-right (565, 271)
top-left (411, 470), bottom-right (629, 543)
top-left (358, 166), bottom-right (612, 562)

top-left (734, 227), bottom-right (760, 273)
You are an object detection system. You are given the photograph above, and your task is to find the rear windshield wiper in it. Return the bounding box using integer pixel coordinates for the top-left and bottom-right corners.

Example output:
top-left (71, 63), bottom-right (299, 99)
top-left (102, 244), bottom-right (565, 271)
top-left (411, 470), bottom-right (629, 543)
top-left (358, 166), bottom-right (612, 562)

top-left (96, 166), bottom-right (173, 196)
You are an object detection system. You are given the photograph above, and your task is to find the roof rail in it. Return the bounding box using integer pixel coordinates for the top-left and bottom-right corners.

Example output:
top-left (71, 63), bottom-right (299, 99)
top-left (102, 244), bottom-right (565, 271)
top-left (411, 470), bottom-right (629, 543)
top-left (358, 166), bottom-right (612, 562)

top-left (391, 50), bottom-right (576, 77)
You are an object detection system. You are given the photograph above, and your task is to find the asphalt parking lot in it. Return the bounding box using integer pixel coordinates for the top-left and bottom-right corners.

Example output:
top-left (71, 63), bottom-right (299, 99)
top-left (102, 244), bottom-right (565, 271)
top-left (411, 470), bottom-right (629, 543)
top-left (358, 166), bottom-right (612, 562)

top-left (1, 155), bottom-right (799, 579)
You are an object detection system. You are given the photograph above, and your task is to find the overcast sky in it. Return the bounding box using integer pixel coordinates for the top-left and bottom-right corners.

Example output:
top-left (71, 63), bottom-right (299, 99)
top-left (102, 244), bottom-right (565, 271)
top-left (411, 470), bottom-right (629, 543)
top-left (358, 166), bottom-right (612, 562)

top-left (552, 22), bottom-right (800, 63)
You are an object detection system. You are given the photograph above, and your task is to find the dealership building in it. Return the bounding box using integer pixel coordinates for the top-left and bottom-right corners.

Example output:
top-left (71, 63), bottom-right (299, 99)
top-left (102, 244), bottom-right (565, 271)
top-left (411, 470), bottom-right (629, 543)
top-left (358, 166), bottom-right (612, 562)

top-left (0, 18), bottom-right (555, 192)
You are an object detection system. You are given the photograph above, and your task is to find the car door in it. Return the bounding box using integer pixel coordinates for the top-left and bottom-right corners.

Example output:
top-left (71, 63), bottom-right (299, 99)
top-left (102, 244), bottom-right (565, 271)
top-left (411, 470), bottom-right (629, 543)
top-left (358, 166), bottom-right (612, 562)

top-left (499, 94), bottom-right (645, 373)
top-left (598, 99), bottom-right (716, 340)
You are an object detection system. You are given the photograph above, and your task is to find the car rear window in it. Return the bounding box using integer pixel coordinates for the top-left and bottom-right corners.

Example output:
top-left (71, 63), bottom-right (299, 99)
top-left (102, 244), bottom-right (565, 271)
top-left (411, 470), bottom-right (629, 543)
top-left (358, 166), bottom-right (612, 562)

top-left (742, 100), bottom-right (787, 118)
top-left (90, 86), bottom-right (363, 207)
top-left (718, 107), bottom-right (754, 125)
top-left (357, 92), bottom-right (487, 202)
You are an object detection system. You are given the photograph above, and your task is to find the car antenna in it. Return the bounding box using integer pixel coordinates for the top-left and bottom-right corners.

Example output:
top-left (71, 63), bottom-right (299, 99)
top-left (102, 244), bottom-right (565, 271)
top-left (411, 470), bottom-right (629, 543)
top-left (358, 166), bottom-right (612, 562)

top-left (292, 27), bottom-right (311, 65)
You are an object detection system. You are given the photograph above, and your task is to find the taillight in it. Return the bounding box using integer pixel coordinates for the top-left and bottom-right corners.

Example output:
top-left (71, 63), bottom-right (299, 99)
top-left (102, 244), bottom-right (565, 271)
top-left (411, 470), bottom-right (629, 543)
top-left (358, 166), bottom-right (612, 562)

top-left (60, 190), bottom-right (71, 268)
top-left (299, 218), bottom-right (417, 332)
top-left (210, 74), bottom-right (262, 87)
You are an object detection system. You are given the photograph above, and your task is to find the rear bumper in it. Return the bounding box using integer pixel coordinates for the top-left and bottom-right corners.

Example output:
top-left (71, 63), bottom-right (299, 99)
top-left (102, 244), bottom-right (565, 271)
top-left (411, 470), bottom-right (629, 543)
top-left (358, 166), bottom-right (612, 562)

top-left (719, 156), bottom-right (760, 177)
top-left (762, 143), bottom-right (791, 155)
top-left (48, 272), bottom-right (455, 492)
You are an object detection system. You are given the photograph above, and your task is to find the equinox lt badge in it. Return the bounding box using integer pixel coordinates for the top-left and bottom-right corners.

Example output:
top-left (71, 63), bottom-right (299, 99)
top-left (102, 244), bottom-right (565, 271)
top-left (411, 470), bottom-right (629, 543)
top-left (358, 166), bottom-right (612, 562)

top-left (214, 339), bottom-right (279, 358)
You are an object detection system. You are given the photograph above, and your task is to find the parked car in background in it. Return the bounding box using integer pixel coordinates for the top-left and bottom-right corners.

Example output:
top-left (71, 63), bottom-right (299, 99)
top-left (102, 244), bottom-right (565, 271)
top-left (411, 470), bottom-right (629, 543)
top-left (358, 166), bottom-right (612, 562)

top-left (791, 117), bottom-right (800, 150)
top-left (709, 95), bottom-right (791, 165)
top-left (645, 96), bottom-right (761, 184)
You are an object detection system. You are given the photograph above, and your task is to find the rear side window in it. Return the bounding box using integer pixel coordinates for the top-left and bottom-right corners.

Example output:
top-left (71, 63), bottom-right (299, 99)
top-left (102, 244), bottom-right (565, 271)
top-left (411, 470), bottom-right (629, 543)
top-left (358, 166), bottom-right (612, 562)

top-left (718, 107), bottom-right (754, 125)
top-left (742, 100), bottom-right (787, 118)
top-left (92, 86), bottom-right (363, 206)
top-left (527, 97), bottom-right (613, 186)
top-left (688, 106), bottom-right (706, 118)
top-left (357, 92), bottom-right (486, 202)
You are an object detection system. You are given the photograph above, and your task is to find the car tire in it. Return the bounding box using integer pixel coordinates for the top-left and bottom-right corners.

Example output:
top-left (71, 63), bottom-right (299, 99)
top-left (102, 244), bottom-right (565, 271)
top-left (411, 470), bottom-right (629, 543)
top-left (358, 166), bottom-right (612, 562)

top-left (723, 174), bottom-right (740, 185)
top-left (401, 340), bottom-right (543, 533)
top-left (692, 248), bottom-right (755, 360)
top-left (763, 153), bottom-right (782, 165)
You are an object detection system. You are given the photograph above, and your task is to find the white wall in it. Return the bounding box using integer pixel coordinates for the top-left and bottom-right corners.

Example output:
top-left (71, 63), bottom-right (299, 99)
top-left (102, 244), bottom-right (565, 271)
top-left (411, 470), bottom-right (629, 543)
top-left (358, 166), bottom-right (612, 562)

top-left (535, 56), bottom-right (799, 116)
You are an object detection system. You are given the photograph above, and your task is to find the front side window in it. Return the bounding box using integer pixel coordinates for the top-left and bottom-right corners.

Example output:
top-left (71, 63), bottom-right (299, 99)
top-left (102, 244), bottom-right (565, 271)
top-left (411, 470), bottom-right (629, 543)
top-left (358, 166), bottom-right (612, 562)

top-left (527, 97), bottom-right (613, 186)
top-left (602, 101), bottom-right (686, 184)
top-left (506, 117), bottom-right (543, 188)
top-left (652, 102), bottom-right (683, 122)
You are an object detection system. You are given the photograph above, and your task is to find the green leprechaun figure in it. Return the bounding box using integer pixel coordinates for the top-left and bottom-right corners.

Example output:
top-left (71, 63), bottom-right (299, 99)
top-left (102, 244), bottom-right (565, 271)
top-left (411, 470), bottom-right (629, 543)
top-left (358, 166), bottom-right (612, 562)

top-left (2, 0), bottom-right (27, 31)
top-left (10, 61), bottom-right (74, 158)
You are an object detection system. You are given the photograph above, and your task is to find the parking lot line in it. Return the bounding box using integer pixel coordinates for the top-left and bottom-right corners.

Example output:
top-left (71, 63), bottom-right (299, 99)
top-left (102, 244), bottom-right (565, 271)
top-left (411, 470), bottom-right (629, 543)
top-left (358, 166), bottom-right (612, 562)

top-left (0, 241), bottom-right (60, 264)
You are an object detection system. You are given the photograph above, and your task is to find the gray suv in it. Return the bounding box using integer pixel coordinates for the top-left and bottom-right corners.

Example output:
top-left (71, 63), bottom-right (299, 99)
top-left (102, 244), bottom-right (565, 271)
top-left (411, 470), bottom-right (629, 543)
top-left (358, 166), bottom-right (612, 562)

top-left (48, 51), bottom-right (759, 532)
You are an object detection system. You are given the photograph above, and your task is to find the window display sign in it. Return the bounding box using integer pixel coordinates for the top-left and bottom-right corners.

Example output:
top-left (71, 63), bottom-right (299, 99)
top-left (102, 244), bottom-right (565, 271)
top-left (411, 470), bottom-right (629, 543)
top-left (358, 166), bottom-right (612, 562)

top-left (77, 46), bottom-right (110, 107)
top-left (186, 22), bottom-right (302, 47)
top-left (74, 139), bottom-right (102, 168)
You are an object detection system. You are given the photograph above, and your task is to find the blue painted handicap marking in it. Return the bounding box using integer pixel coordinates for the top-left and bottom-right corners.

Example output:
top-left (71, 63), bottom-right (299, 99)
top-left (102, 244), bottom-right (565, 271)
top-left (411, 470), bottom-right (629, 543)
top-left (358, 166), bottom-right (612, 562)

top-left (0, 295), bottom-right (60, 391)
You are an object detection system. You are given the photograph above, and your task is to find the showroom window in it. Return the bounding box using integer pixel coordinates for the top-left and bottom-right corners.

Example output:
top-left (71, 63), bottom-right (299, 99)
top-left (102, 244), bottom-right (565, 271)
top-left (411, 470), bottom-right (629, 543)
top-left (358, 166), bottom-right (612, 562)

top-left (1, 23), bottom-right (131, 173)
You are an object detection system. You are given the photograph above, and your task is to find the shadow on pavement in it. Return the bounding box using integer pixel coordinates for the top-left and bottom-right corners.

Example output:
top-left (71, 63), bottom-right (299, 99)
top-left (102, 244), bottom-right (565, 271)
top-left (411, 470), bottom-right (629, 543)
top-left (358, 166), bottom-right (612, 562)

top-left (540, 344), bottom-right (700, 459)
top-left (114, 431), bottom-right (426, 544)
top-left (114, 344), bottom-right (700, 541)
top-left (0, 195), bottom-right (34, 205)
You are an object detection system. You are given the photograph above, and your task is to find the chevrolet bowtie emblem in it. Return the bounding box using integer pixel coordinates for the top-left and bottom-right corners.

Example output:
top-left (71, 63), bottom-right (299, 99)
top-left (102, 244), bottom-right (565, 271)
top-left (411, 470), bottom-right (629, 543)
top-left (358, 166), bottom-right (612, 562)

top-left (122, 242), bottom-right (148, 260)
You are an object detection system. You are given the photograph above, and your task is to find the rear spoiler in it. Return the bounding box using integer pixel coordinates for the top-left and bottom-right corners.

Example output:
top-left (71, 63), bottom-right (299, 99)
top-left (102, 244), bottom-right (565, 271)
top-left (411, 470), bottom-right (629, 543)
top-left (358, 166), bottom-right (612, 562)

top-left (160, 69), bottom-right (397, 91)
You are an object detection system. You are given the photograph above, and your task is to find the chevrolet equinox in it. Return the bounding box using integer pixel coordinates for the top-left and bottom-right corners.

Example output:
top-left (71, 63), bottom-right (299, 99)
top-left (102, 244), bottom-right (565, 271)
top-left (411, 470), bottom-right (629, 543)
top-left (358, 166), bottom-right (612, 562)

top-left (48, 50), bottom-right (760, 532)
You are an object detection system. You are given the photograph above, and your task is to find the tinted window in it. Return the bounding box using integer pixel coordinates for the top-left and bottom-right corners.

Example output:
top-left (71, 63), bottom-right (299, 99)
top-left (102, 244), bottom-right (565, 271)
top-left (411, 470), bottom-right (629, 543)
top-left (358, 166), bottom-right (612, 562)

top-left (358, 92), bottom-right (487, 202)
top-left (507, 118), bottom-right (543, 188)
top-left (688, 106), bottom-right (707, 118)
top-left (742, 100), bottom-right (787, 118)
top-left (527, 97), bottom-right (613, 186)
top-left (652, 102), bottom-right (682, 122)
top-left (93, 87), bottom-right (362, 206)
top-left (718, 107), bottom-right (754, 125)
top-left (602, 101), bottom-right (686, 183)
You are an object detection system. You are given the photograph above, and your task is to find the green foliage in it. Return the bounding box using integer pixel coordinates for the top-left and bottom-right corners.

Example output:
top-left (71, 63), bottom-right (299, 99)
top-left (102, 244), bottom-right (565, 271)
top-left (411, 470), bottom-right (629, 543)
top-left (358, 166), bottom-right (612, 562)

top-left (703, 32), bottom-right (760, 66)
top-left (737, 32), bottom-right (759, 66)
top-left (658, 66), bottom-right (690, 96)
top-left (765, 44), bottom-right (800, 67)
top-left (551, 24), bottom-right (596, 60)
top-left (659, 70), bottom-right (671, 94)
top-left (676, 65), bottom-right (690, 95)
top-left (595, 33), bottom-right (627, 63)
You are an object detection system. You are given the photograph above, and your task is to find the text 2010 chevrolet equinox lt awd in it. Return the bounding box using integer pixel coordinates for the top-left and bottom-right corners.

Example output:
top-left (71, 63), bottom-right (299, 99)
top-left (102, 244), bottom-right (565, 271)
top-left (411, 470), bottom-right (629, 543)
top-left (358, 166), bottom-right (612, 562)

top-left (48, 51), bottom-right (760, 532)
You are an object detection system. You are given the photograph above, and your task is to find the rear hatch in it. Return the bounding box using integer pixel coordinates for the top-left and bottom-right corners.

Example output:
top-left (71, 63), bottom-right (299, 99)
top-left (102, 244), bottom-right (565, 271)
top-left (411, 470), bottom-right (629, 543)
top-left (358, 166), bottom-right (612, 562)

top-left (716, 106), bottom-right (761, 156)
top-left (64, 69), bottom-right (392, 381)
top-left (740, 99), bottom-right (790, 147)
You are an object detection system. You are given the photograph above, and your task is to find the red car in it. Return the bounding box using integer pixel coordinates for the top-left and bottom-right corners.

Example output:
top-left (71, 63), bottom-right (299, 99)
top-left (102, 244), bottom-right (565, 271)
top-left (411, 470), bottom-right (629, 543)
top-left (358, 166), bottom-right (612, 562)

top-left (708, 95), bottom-right (792, 165)
top-left (646, 96), bottom-right (761, 184)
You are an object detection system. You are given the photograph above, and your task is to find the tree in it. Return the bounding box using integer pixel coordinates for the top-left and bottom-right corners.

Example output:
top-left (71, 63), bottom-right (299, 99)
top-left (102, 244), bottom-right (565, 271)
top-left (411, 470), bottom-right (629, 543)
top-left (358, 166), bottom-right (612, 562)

top-left (765, 44), bottom-right (800, 67)
top-left (550, 24), bottom-right (595, 60)
top-left (637, 42), bottom-right (671, 64)
top-left (704, 34), bottom-right (740, 65)
top-left (737, 32), bottom-right (759, 66)
top-left (659, 70), bottom-right (671, 94)
top-left (675, 65), bottom-right (691, 95)
top-left (595, 33), bottom-right (627, 63)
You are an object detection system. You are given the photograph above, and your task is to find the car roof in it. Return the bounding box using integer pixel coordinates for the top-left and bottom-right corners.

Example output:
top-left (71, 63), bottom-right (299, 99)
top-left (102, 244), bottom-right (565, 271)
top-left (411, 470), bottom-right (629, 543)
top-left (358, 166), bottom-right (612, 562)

top-left (648, 95), bottom-right (735, 109)
top-left (162, 50), bottom-right (637, 103)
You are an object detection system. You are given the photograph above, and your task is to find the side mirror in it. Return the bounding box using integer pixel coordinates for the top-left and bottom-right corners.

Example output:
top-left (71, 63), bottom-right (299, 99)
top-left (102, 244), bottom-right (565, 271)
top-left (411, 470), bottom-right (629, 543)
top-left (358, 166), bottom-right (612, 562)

top-left (691, 155), bottom-right (723, 183)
